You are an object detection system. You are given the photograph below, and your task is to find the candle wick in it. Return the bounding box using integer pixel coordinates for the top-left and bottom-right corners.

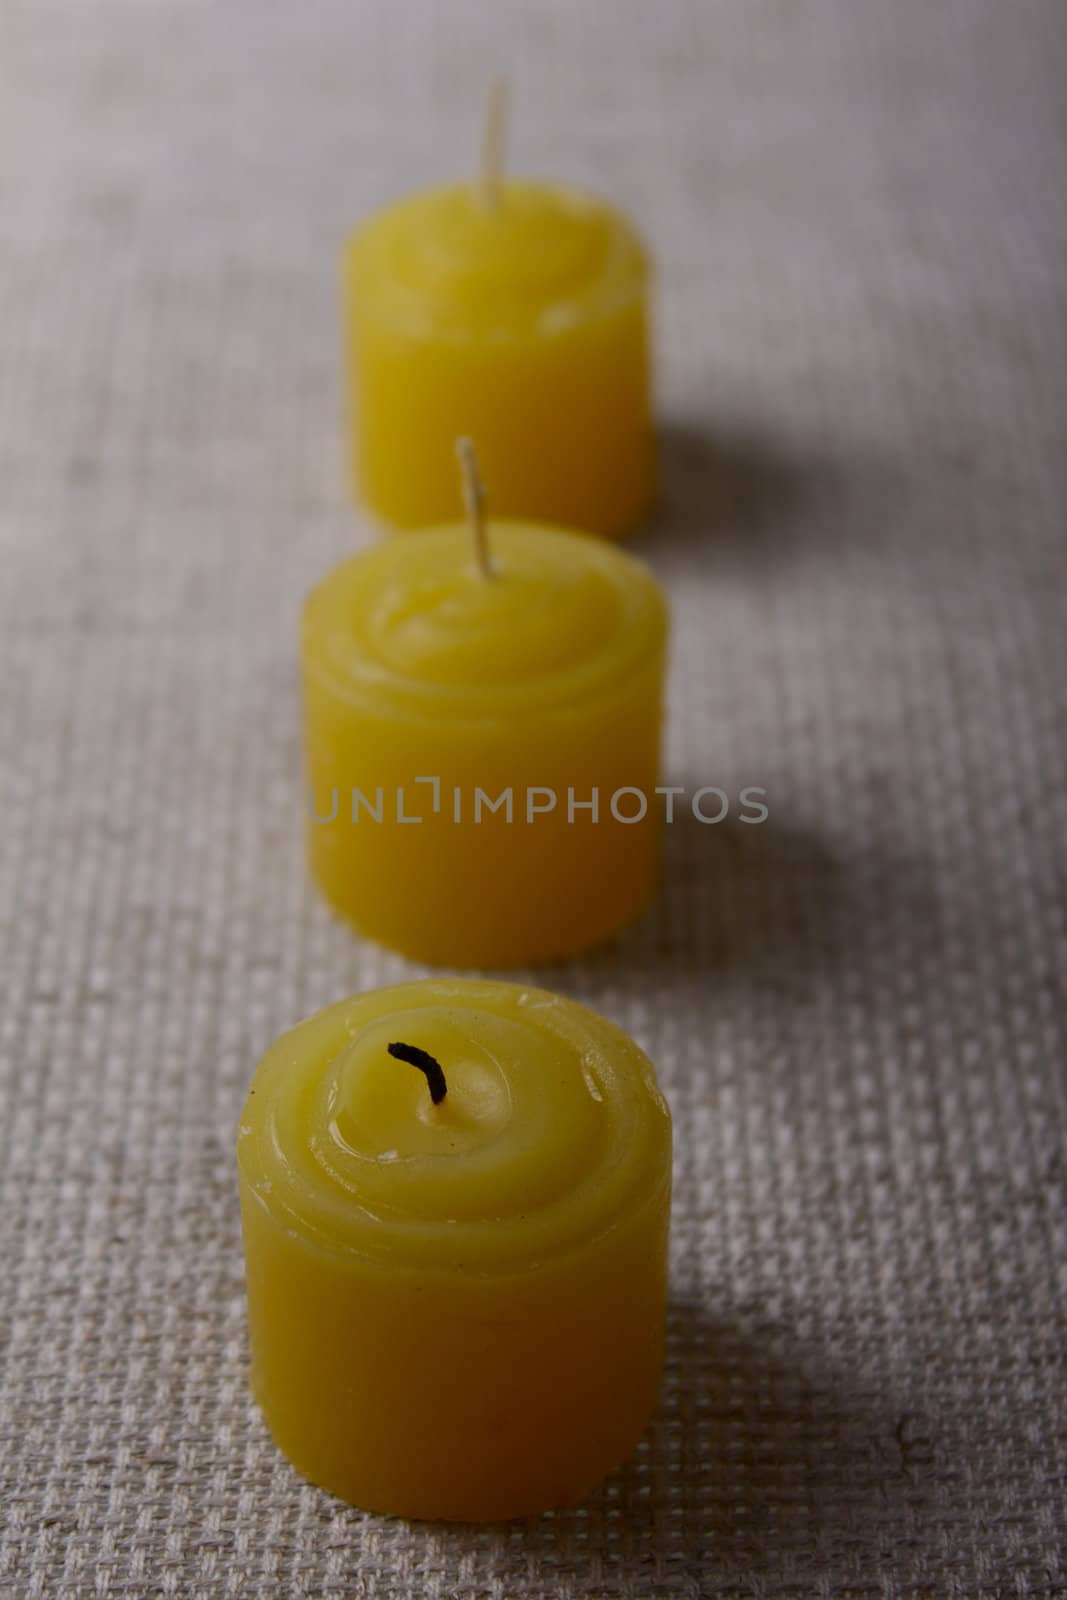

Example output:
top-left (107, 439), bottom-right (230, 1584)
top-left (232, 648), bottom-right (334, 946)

top-left (479, 76), bottom-right (508, 210)
top-left (387, 1041), bottom-right (448, 1105)
top-left (455, 436), bottom-right (494, 581)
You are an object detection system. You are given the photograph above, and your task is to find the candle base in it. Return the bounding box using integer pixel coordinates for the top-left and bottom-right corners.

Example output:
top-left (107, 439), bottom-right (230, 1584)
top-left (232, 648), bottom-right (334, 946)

top-left (253, 1380), bottom-right (659, 1523)
top-left (310, 854), bottom-right (660, 969)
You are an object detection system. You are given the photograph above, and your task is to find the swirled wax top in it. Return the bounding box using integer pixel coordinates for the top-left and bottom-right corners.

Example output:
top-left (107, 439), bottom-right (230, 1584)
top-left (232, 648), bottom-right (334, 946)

top-left (236, 979), bottom-right (672, 1275)
top-left (300, 521), bottom-right (668, 724)
top-left (348, 181), bottom-right (648, 339)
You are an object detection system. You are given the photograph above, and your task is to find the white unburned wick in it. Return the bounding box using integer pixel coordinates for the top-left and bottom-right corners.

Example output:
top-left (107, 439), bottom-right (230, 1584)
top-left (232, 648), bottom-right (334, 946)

top-left (455, 436), bottom-right (494, 581)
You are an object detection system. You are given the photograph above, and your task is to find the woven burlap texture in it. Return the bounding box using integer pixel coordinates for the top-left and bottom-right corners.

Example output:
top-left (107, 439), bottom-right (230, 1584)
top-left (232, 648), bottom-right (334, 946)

top-left (1, 1), bottom-right (1065, 1596)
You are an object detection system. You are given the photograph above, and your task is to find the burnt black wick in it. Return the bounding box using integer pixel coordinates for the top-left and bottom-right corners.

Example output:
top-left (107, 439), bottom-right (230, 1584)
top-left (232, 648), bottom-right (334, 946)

top-left (387, 1041), bottom-right (447, 1105)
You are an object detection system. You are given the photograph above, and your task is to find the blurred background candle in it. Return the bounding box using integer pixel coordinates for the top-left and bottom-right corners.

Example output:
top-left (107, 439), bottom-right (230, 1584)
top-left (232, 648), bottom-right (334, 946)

top-left (343, 84), bottom-right (654, 537)
top-left (301, 445), bottom-right (668, 968)
top-left (237, 978), bottom-right (673, 1521)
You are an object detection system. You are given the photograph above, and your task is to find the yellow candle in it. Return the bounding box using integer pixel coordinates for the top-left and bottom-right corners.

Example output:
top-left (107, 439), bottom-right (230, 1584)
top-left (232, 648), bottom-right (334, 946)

top-left (302, 500), bottom-right (668, 967)
top-left (236, 978), bottom-right (672, 1521)
top-left (343, 101), bottom-right (653, 538)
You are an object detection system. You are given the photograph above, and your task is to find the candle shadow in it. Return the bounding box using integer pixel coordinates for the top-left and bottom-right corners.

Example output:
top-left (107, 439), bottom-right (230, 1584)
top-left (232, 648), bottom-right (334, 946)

top-left (390, 1301), bottom-right (922, 1594)
top-left (562, 1300), bottom-right (920, 1588)
top-left (630, 418), bottom-right (859, 564)
top-left (648, 809), bottom-right (847, 978)
top-left (540, 808), bottom-right (934, 999)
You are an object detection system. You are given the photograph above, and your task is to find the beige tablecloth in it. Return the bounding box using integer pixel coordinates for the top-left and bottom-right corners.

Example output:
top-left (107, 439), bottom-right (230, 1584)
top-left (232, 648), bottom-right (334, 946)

top-left (2, 2), bottom-right (1065, 1595)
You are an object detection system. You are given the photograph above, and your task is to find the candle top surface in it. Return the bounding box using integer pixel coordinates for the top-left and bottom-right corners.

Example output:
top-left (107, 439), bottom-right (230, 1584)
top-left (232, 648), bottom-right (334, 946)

top-left (237, 979), bottom-right (671, 1274)
top-left (348, 181), bottom-right (648, 336)
top-left (302, 521), bottom-right (667, 723)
